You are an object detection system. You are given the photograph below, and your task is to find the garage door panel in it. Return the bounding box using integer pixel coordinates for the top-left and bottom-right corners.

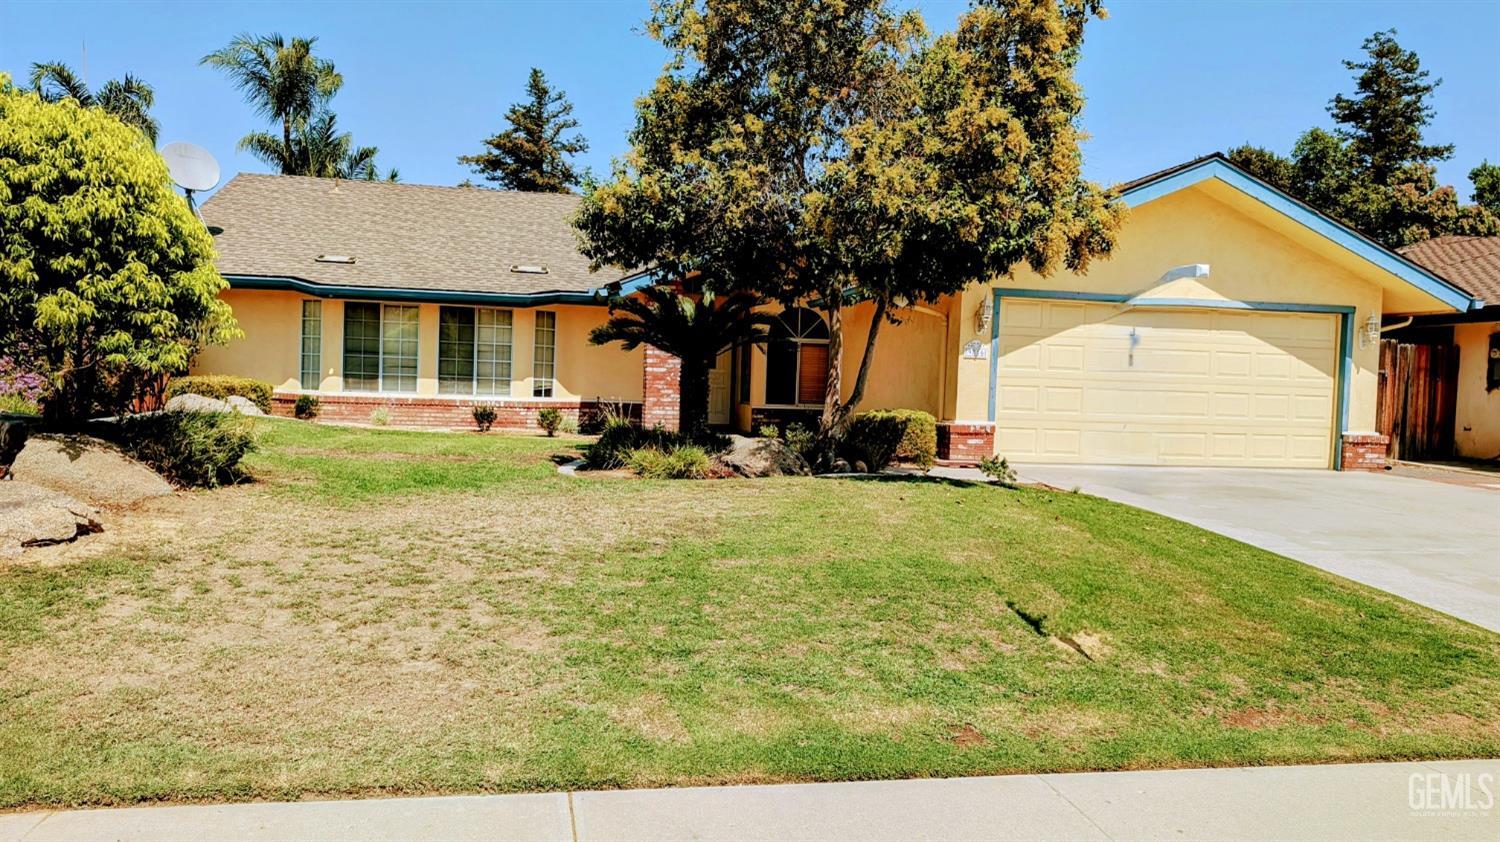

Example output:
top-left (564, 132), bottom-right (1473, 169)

top-left (996, 300), bottom-right (1337, 468)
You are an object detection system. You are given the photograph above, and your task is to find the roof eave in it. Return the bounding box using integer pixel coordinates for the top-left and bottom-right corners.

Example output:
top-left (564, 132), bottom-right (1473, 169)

top-left (222, 274), bottom-right (610, 306)
top-left (1118, 157), bottom-right (1483, 313)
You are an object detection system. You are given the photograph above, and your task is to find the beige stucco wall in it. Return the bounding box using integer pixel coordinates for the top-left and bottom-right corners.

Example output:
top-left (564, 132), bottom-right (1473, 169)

top-left (731, 299), bottom-right (948, 426)
top-left (192, 289), bottom-right (643, 403)
top-left (945, 184), bottom-right (1388, 439)
top-left (1454, 321), bottom-right (1500, 459)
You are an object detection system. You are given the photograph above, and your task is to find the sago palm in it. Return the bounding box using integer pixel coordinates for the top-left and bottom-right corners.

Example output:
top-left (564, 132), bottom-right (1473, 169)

top-left (590, 285), bottom-right (774, 439)
top-left (201, 33), bottom-right (342, 175)
top-left (28, 61), bottom-right (159, 142)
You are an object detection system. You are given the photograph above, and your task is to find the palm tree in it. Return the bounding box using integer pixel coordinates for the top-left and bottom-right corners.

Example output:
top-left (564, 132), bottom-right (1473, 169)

top-left (240, 110), bottom-right (396, 181)
top-left (590, 285), bottom-right (775, 439)
top-left (28, 61), bottom-right (159, 142)
top-left (200, 33), bottom-right (342, 175)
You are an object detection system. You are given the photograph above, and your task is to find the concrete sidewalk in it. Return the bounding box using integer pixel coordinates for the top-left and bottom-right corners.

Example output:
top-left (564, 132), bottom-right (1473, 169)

top-left (3, 759), bottom-right (1495, 841)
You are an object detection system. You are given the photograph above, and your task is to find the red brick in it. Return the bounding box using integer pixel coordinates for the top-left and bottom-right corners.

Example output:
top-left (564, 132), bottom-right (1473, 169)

top-left (271, 393), bottom-right (633, 432)
top-left (937, 422), bottom-right (994, 465)
top-left (1340, 433), bottom-right (1389, 472)
top-left (642, 345), bottom-right (681, 432)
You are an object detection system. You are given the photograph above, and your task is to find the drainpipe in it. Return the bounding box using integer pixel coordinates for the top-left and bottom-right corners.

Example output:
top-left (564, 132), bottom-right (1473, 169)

top-left (1380, 316), bottom-right (1414, 334)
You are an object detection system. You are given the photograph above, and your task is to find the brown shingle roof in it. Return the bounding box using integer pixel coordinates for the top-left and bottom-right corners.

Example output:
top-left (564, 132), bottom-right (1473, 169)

top-left (1398, 235), bottom-right (1500, 305)
top-left (201, 173), bottom-right (632, 297)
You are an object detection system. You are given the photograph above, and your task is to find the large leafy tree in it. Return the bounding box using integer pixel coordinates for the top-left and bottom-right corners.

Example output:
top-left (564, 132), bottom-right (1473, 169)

top-left (1471, 162), bottom-right (1500, 219)
top-left (28, 61), bottom-right (159, 142)
top-left (0, 77), bottom-right (238, 421)
top-left (1228, 30), bottom-right (1496, 247)
top-left (575, 0), bottom-right (1122, 449)
top-left (460, 68), bottom-right (588, 192)
top-left (589, 286), bottom-right (775, 438)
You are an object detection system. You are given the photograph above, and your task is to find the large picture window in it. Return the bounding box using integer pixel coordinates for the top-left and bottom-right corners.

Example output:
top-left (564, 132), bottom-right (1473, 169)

top-left (532, 311), bottom-right (556, 397)
top-left (764, 308), bottom-right (829, 406)
top-left (439, 306), bottom-right (513, 395)
top-left (342, 302), bottom-right (418, 393)
top-left (300, 300), bottom-right (322, 390)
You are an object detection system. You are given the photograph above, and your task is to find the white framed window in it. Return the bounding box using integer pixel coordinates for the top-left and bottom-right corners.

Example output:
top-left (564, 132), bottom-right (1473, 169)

top-left (532, 310), bottom-right (556, 398)
top-left (439, 306), bottom-right (513, 395)
top-left (300, 300), bottom-right (322, 390)
top-left (342, 302), bottom-right (418, 393)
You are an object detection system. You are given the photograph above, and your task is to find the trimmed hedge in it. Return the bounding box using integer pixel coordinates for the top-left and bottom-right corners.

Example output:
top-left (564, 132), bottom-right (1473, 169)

top-left (840, 411), bottom-right (908, 472)
top-left (887, 409), bottom-right (937, 471)
top-left (166, 375), bottom-right (273, 413)
top-left (113, 410), bottom-right (257, 488)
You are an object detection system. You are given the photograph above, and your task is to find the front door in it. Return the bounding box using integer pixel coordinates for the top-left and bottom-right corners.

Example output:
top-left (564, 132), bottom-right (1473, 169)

top-left (708, 350), bottom-right (731, 426)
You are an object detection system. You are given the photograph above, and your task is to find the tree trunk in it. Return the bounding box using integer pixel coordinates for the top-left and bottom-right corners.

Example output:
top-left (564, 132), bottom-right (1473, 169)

top-left (819, 293), bottom-right (844, 435)
top-left (282, 119), bottom-right (295, 175)
top-left (679, 355), bottom-right (711, 442)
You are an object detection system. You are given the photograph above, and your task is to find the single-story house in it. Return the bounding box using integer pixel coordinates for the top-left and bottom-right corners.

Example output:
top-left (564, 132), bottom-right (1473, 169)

top-left (194, 153), bottom-right (1483, 469)
top-left (1384, 235), bottom-right (1499, 461)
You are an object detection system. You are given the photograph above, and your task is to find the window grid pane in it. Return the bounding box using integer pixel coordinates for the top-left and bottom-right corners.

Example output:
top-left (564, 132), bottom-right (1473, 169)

top-left (438, 306), bottom-right (476, 395)
top-left (342, 302), bottom-right (381, 392)
top-left (477, 309), bottom-right (513, 396)
top-left (300, 300), bottom-right (322, 390)
top-left (381, 305), bottom-right (419, 392)
top-left (532, 311), bottom-right (556, 398)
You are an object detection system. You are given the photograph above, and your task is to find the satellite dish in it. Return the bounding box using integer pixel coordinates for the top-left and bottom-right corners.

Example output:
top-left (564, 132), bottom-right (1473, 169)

top-left (160, 141), bottom-right (220, 220)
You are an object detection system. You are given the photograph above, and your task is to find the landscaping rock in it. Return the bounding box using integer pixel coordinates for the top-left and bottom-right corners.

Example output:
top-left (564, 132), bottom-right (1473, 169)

top-left (164, 393), bottom-right (235, 414)
top-left (224, 395), bottom-right (266, 416)
top-left (0, 481), bottom-right (102, 557)
top-left (716, 435), bottom-right (811, 477)
top-left (11, 433), bottom-right (172, 507)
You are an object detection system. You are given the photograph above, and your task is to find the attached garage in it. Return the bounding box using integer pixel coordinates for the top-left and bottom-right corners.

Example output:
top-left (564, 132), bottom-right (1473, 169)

top-left (993, 297), bottom-right (1343, 468)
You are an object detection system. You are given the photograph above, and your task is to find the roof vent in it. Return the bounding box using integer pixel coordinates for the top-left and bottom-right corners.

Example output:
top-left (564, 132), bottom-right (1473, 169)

top-left (510, 264), bottom-right (548, 275)
top-left (315, 254), bottom-right (356, 264)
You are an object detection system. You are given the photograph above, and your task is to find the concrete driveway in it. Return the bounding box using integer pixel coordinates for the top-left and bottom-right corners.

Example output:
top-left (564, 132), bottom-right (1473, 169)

top-left (1015, 465), bottom-right (1500, 632)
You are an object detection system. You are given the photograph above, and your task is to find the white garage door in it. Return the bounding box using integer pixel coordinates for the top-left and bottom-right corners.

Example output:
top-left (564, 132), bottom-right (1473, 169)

top-left (995, 299), bottom-right (1339, 468)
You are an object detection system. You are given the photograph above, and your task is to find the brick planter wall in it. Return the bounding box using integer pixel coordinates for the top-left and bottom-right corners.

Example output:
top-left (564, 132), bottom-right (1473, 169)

top-left (642, 345), bottom-right (682, 432)
top-left (1341, 433), bottom-right (1390, 472)
top-left (272, 393), bottom-right (634, 431)
top-left (937, 422), bottom-right (995, 465)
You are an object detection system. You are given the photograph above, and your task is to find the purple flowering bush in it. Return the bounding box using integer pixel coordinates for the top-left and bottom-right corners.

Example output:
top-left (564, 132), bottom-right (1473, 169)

top-left (0, 357), bottom-right (48, 415)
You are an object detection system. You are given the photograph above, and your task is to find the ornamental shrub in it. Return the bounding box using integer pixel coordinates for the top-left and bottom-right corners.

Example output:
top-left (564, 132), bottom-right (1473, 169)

top-left (294, 394), bottom-right (320, 420)
top-left (166, 376), bottom-right (273, 412)
top-left (113, 410), bottom-right (257, 488)
top-left (979, 454), bottom-right (1017, 487)
top-left (472, 404), bottom-right (496, 432)
top-left (369, 407), bottom-right (390, 426)
top-left (886, 409), bottom-right (937, 471)
top-left (627, 444), bottom-right (711, 479)
top-left (757, 423), bottom-right (780, 438)
top-left (0, 77), bottom-right (238, 421)
top-left (839, 411), bottom-right (909, 472)
top-left (586, 416), bottom-right (640, 469)
top-left (782, 421), bottom-right (816, 461)
top-left (537, 407), bottom-right (563, 437)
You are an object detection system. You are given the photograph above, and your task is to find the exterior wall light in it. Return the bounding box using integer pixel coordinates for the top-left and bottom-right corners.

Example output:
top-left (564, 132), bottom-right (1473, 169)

top-left (975, 296), bottom-right (993, 334)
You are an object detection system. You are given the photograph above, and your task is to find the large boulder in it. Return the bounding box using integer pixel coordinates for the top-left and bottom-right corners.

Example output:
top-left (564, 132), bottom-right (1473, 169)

top-left (0, 481), bottom-right (102, 557)
top-left (162, 392), bottom-right (266, 416)
top-left (224, 395), bottom-right (266, 416)
top-left (716, 435), bottom-right (811, 478)
top-left (163, 393), bottom-right (234, 413)
top-left (11, 433), bottom-right (172, 507)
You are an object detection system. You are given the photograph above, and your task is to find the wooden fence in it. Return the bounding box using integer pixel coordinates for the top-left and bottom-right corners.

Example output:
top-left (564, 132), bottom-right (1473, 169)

top-left (1376, 338), bottom-right (1458, 461)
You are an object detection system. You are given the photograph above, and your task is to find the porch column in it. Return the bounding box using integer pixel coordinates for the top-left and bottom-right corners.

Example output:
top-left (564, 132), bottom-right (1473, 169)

top-left (642, 345), bottom-right (681, 431)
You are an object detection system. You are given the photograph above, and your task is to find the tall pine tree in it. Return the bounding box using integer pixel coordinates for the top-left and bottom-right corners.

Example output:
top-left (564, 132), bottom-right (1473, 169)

top-left (460, 68), bottom-right (588, 193)
top-left (1229, 30), bottom-right (1495, 247)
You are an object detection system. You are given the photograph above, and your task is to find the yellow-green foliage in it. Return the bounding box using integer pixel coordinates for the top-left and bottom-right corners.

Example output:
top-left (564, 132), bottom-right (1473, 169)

top-left (885, 409), bottom-right (936, 471)
top-left (627, 444), bottom-right (711, 479)
top-left (0, 75), bottom-right (238, 418)
top-left (166, 375), bottom-right (273, 412)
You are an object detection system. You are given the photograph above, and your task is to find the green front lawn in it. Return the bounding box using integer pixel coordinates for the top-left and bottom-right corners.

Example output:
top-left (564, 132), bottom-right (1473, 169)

top-left (1, 419), bottom-right (1496, 809)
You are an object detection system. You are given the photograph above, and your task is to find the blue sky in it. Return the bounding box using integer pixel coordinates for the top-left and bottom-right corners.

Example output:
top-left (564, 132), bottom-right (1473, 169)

top-left (3, 0), bottom-right (1496, 199)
